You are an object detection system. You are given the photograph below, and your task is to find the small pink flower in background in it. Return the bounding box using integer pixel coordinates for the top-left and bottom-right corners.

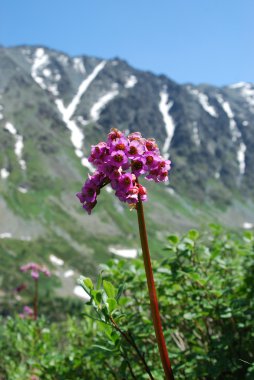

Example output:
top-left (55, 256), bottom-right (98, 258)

top-left (20, 262), bottom-right (51, 280)
top-left (19, 305), bottom-right (34, 319)
top-left (30, 375), bottom-right (40, 380)
top-left (77, 128), bottom-right (171, 214)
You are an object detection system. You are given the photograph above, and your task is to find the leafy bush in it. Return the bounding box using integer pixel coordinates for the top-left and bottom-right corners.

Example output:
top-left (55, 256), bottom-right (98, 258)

top-left (0, 227), bottom-right (253, 379)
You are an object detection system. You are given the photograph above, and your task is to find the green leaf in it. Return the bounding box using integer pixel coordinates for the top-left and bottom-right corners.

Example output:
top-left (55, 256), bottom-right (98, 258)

top-left (78, 276), bottom-right (94, 294)
top-left (168, 235), bottom-right (179, 244)
top-left (116, 283), bottom-right (125, 301)
top-left (188, 229), bottom-right (200, 241)
top-left (103, 280), bottom-right (116, 299)
top-left (92, 344), bottom-right (115, 352)
top-left (96, 273), bottom-right (103, 289)
top-left (107, 298), bottom-right (118, 314)
top-left (91, 290), bottom-right (103, 306)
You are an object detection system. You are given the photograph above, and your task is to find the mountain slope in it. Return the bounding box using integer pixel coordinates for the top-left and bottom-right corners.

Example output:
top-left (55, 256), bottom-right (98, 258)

top-left (0, 45), bottom-right (253, 300)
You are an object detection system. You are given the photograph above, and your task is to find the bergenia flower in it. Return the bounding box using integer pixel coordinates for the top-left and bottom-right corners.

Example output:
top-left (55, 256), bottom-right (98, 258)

top-left (77, 129), bottom-right (175, 378)
top-left (19, 305), bottom-right (34, 319)
top-left (76, 129), bottom-right (171, 213)
top-left (20, 263), bottom-right (51, 280)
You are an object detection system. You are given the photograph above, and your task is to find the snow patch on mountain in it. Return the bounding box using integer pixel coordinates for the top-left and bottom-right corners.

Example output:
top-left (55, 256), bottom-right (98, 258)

top-left (55, 61), bottom-right (106, 171)
top-left (230, 82), bottom-right (254, 110)
top-left (64, 60), bottom-right (106, 120)
top-left (159, 88), bottom-right (175, 158)
top-left (90, 84), bottom-right (119, 121)
top-left (55, 99), bottom-right (85, 152)
top-left (188, 87), bottom-right (218, 118)
top-left (109, 247), bottom-right (138, 258)
top-left (73, 57), bottom-right (86, 74)
top-left (64, 270), bottom-right (74, 278)
top-left (73, 286), bottom-right (90, 301)
top-left (4, 122), bottom-right (26, 170)
top-left (243, 222), bottom-right (253, 229)
top-left (216, 94), bottom-right (247, 175)
top-left (0, 232), bottom-right (12, 239)
top-left (58, 54), bottom-right (69, 65)
top-left (50, 254), bottom-right (64, 266)
top-left (0, 168), bottom-right (10, 179)
top-left (18, 186), bottom-right (28, 194)
top-left (31, 48), bottom-right (60, 96)
top-left (31, 48), bottom-right (49, 89)
top-left (43, 68), bottom-right (51, 77)
top-left (216, 94), bottom-right (241, 142)
top-left (192, 122), bottom-right (201, 146)
top-left (237, 142), bottom-right (247, 175)
top-left (76, 116), bottom-right (89, 126)
top-left (125, 75), bottom-right (138, 88)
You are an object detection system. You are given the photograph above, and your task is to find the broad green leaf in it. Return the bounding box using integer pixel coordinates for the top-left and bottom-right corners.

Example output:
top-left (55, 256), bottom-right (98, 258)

top-left (92, 344), bottom-right (115, 352)
top-left (188, 229), bottom-right (200, 241)
top-left (168, 235), bottom-right (179, 244)
top-left (116, 283), bottom-right (125, 301)
top-left (103, 280), bottom-right (116, 298)
top-left (91, 290), bottom-right (102, 306)
top-left (78, 276), bottom-right (94, 294)
top-left (96, 273), bottom-right (103, 289)
top-left (107, 298), bottom-right (118, 314)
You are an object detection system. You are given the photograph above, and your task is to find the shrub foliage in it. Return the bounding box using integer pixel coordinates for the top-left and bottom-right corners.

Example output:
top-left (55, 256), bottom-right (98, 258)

top-left (0, 226), bottom-right (253, 379)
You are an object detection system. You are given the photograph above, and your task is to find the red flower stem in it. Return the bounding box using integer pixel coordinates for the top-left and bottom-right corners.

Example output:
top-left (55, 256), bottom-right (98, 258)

top-left (136, 195), bottom-right (175, 380)
top-left (33, 279), bottom-right (38, 320)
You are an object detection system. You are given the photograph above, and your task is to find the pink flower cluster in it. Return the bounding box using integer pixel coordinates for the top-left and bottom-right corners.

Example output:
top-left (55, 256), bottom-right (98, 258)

top-left (77, 129), bottom-right (171, 214)
top-left (20, 263), bottom-right (51, 280)
top-left (19, 305), bottom-right (34, 319)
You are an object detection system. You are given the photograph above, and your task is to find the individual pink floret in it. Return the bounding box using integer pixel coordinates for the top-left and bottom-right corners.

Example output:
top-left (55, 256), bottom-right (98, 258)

top-left (128, 140), bottom-right (145, 159)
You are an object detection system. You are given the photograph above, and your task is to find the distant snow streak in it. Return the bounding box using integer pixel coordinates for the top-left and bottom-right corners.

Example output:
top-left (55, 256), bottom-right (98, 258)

top-left (4, 122), bottom-right (26, 170)
top-left (73, 57), bottom-right (86, 74)
top-left (50, 254), bottom-right (64, 266)
top-left (56, 61), bottom-right (106, 172)
top-left (0, 168), bottom-right (10, 179)
top-left (73, 286), bottom-right (91, 301)
top-left (216, 94), bottom-right (241, 142)
top-left (65, 60), bottom-right (106, 120)
top-left (125, 75), bottom-right (137, 88)
top-left (31, 48), bottom-right (49, 88)
top-left (64, 270), bottom-right (74, 278)
top-left (31, 48), bottom-right (59, 96)
top-left (192, 122), bottom-right (201, 146)
top-left (237, 142), bottom-right (247, 175)
top-left (159, 89), bottom-right (175, 158)
top-left (0, 232), bottom-right (12, 239)
top-left (18, 186), bottom-right (28, 194)
top-left (216, 94), bottom-right (246, 175)
top-left (230, 82), bottom-right (254, 110)
top-left (189, 87), bottom-right (218, 118)
top-left (243, 222), bottom-right (253, 229)
top-left (90, 85), bottom-right (119, 121)
top-left (109, 247), bottom-right (138, 258)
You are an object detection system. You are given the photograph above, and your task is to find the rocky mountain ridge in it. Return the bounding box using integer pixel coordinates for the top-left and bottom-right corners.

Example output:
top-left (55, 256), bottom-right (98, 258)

top-left (0, 45), bottom-right (253, 293)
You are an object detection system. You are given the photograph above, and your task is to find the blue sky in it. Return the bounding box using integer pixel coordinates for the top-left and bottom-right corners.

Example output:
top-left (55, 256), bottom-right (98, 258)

top-left (0, 0), bottom-right (253, 86)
